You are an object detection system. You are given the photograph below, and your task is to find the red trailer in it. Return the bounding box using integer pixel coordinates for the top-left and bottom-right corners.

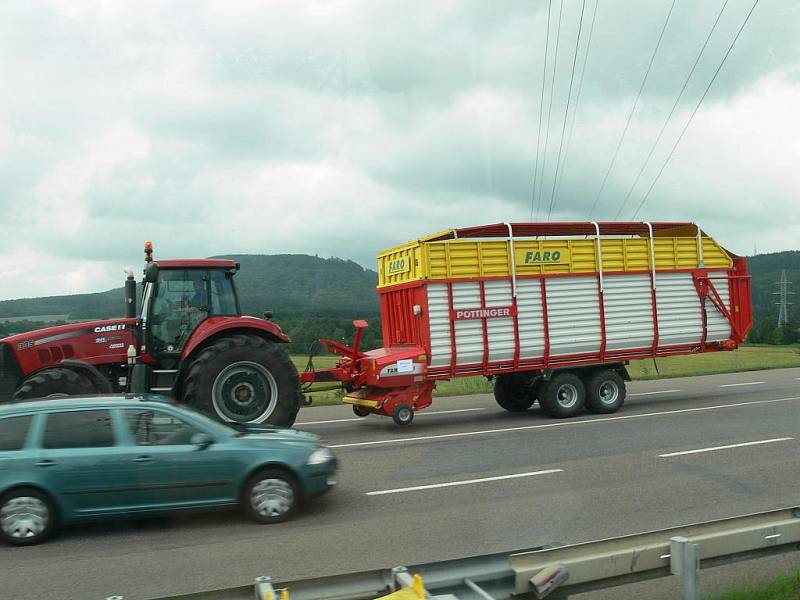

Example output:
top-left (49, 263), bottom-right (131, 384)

top-left (300, 222), bottom-right (752, 425)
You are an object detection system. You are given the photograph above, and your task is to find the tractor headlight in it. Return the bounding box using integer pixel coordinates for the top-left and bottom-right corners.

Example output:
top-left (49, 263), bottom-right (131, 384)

top-left (306, 446), bottom-right (334, 465)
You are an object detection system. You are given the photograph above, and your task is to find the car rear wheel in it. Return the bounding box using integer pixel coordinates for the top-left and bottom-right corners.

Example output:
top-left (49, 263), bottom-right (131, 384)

top-left (0, 488), bottom-right (55, 546)
top-left (242, 469), bottom-right (299, 524)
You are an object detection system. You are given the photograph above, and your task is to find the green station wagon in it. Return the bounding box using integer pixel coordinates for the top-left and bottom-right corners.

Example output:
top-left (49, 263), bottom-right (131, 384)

top-left (0, 395), bottom-right (337, 545)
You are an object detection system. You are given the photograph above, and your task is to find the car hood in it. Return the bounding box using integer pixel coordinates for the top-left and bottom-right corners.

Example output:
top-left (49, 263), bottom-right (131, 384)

top-left (235, 425), bottom-right (319, 445)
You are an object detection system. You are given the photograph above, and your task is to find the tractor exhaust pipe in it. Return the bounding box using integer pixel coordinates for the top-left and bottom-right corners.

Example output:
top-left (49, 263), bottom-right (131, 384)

top-left (124, 267), bottom-right (137, 318)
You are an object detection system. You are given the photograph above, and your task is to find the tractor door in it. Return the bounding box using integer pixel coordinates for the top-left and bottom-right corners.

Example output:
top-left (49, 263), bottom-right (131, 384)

top-left (146, 268), bottom-right (239, 364)
top-left (148, 269), bottom-right (211, 359)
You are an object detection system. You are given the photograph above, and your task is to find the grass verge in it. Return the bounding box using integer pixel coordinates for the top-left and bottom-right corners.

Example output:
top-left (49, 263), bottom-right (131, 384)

top-left (704, 570), bottom-right (800, 600)
top-left (293, 344), bottom-right (800, 407)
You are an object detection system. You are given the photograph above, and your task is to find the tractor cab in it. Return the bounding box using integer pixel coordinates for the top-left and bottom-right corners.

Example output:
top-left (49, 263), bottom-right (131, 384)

top-left (140, 258), bottom-right (241, 366)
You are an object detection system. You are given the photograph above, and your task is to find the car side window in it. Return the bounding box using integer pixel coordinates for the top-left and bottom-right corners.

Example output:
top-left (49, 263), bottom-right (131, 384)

top-left (0, 415), bottom-right (33, 451)
top-left (123, 409), bottom-right (201, 446)
top-left (42, 410), bottom-right (115, 449)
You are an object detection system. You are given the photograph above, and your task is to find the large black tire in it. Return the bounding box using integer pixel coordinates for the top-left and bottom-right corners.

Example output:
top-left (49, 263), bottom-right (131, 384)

top-left (494, 374), bottom-right (536, 412)
top-left (13, 368), bottom-right (96, 401)
top-left (539, 372), bottom-right (585, 418)
top-left (0, 487), bottom-right (56, 546)
top-left (241, 468), bottom-right (299, 524)
top-left (182, 334), bottom-right (302, 427)
top-left (585, 370), bottom-right (626, 414)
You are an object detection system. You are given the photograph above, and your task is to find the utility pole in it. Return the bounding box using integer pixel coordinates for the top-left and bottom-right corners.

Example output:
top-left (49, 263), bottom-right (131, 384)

top-left (774, 269), bottom-right (793, 327)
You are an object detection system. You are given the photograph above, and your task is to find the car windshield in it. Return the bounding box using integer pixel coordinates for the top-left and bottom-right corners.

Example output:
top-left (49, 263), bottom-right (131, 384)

top-left (167, 404), bottom-right (241, 438)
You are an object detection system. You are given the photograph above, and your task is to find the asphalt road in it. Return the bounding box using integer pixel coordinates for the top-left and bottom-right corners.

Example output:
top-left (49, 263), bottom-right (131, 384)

top-left (3, 367), bottom-right (800, 600)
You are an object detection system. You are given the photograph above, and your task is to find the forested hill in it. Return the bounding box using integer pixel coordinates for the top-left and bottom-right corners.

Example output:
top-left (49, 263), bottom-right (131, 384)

top-left (0, 255), bottom-right (381, 352)
top-left (0, 250), bottom-right (797, 350)
top-left (0, 254), bottom-right (378, 320)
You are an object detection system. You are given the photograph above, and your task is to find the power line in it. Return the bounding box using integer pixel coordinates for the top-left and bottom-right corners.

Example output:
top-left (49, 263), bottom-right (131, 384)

top-left (613, 0), bottom-right (729, 220)
top-left (530, 0), bottom-right (553, 221)
top-left (546, 0), bottom-right (588, 222)
top-left (534, 0), bottom-right (564, 221)
top-left (587, 0), bottom-right (677, 220)
top-left (631, 0), bottom-right (760, 219)
top-left (552, 0), bottom-right (600, 206)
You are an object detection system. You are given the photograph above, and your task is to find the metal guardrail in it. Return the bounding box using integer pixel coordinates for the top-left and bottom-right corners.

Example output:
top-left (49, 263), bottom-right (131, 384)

top-left (131, 506), bottom-right (800, 600)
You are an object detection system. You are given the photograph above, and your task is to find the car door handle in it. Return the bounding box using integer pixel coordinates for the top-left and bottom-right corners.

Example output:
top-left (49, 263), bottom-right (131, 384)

top-left (133, 455), bottom-right (153, 463)
top-left (35, 459), bottom-right (56, 467)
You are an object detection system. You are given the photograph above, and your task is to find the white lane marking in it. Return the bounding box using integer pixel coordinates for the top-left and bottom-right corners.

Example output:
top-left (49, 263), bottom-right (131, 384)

top-left (365, 469), bottom-right (563, 496)
top-left (330, 396), bottom-right (800, 449)
top-left (659, 437), bottom-right (793, 458)
top-left (718, 382), bottom-right (765, 388)
top-left (629, 390), bottom-right (680, 397)
top-left (298, 407), bottom-right (485, 426)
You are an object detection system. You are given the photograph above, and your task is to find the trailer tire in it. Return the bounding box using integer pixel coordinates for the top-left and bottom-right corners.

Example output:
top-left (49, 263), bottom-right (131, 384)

top-left (392, 404), bottom-right (414, 426)
top-left (183, 334), bottom-right (302, 427)
top-left (585, 370), bottom-right (625, 414)
top-left (539, 372), bottom-right (585, 418)
top-left (494, 374), bottom-right (536, 412)
top-left (13, 368), bottom-right (97, 401)
top-left (352, 405), bottom-right (371, 417)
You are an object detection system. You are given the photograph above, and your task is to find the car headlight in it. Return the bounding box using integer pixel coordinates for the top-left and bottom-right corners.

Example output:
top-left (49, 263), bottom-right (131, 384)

top-left (306, 446), bottom-right (334, 465)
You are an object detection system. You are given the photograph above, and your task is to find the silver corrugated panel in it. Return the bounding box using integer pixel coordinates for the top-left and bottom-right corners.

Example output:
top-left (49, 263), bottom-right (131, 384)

top-left (427, 284), bottom-right (452, 368)
top-left (656, 272), bottom-right (702, 346)
top-left (706, 271), bottom-right (732, 342)
top-left (517, 278), bottom-right (545, 360)
top-left (546, 276), bottom-right (602, 356)
top-left (484, 280), bottom-right (515, 363)
top-left (452, 282), bottom-right (483, 365)
top-left (604, 274), bottom-right (654, 351)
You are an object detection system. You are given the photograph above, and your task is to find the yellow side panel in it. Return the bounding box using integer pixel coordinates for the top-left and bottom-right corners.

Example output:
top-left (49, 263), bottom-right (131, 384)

top-left (377, 232), bottom-right (733, 287)
top-left (377, 242), bottom-right (422, 287)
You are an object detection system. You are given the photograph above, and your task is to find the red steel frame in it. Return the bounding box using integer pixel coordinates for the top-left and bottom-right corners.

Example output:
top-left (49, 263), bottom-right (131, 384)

top-left (378, 265), bottom-right (752, 383)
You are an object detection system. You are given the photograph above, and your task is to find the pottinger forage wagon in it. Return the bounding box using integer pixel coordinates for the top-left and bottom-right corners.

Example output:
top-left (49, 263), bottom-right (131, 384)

top-left (300, 222), bottom-right (752, 425)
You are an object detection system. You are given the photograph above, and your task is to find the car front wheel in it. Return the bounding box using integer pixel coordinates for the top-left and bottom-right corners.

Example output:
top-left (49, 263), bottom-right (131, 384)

top-left (0, 488), bottom-right (55, 546)
top-left (242, 469), bottom-right (299, 524)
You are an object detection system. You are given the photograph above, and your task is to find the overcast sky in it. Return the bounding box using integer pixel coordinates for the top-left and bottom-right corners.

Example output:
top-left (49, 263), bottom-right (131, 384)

top-left (0, 0), bottom-right (797, 300)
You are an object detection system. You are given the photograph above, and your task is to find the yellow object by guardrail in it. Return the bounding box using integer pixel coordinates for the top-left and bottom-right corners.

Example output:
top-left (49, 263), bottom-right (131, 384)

top-left (375, 574), bottom-right (427, 599)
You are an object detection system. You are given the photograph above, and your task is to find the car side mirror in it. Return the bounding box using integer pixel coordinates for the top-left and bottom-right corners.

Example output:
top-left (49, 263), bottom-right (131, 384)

top-left (190, 432), bottom-right (213, 450)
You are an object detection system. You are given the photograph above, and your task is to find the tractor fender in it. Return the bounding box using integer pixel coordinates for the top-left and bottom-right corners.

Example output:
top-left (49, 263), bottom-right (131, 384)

top-left (180, 316), bottom-right (291, 363)
top-left (60, 359), bottom-right (114, 393)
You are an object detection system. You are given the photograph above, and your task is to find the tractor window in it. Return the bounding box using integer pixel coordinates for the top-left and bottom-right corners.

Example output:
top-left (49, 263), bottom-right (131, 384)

top-left (149, 269), bottom-right (208, 354)
top-left (208, 270), bottom-right (238, 316)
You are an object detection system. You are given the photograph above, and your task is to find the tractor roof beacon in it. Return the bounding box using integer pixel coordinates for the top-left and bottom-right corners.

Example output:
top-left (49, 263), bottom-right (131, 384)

top-left (0, 243), bottom-right (303, 427)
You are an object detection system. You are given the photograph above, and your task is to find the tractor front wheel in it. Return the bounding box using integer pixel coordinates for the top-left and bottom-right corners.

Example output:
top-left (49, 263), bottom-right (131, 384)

top-left (183, 334), bottom-right (302, 427)
top-left (13, 368), bottom-right (97, 401)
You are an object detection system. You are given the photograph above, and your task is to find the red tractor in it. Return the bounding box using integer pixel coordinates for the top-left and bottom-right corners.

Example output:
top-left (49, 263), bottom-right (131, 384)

top-left (0, 243), bottom-right (303, 426)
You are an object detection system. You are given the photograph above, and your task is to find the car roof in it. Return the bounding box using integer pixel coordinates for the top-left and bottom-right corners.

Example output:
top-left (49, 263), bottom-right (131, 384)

top-left (0, 393), bottom-right (175, 416)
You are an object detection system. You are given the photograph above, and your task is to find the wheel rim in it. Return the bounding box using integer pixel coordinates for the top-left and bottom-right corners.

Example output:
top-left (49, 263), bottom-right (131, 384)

top-left (397, 407), bottom-right (412, 422)
top-left (598, 380), bottom-right (620, 405)
top-left (1, 496), bottom-right (49, 540)
top-left (212, 361), bottom-right (278, 423)
top-left (250, 479), bottom-right (294, 518)
top-left (556, 383), bottom-right (579, 409)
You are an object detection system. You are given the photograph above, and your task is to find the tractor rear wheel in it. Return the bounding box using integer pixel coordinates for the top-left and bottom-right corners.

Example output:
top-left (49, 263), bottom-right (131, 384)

top-left (182, 334), bottom-right (302, 427)
top-left (13, 368), bottom-right (97, 401)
